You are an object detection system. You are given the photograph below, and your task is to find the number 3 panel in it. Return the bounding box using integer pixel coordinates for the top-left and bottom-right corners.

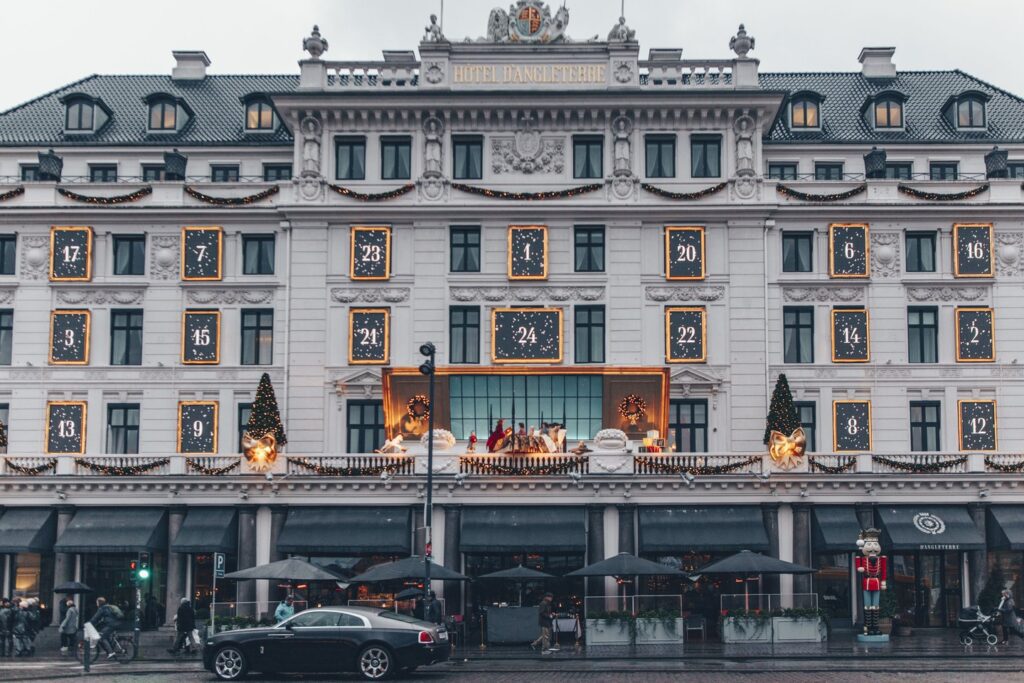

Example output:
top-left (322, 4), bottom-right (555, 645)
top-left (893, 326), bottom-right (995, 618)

top-left (507, 226), bottom-right (548, 280)
top-left (665, 226), bottom-right (706, 280)
top-left (181, 310), bottom-right (221, 364)
top-left (49, 310), bottom-right (91, 364)
top-left (45, 401), bottom-right (87, 454)
top-left (831, 308), bottom-right (870, 362)
top-left (491, 308), bottom-right (563, 364)
top-left (178, 401), bottom-right (218, 454)
top-left (958, 400), bottom-right (997, 451)
top-left (953, 223), bottom-right (994, 277)
top-left (181, 226), bottom-right (223, 280)
top-left (955, 307), bottom-right (995, 362)
top-left (349, 308), bottom-right (390, 364)
top-left (665, 307), bottom-right (707, 363)
top-left (350, 226), bottom-right (391, 280)
top-left (50, 226), bottom-right (94, 281)
top-left (833, 400), bottom-right (871, 452)
top-left (828, 223), bottom-right (869, 278)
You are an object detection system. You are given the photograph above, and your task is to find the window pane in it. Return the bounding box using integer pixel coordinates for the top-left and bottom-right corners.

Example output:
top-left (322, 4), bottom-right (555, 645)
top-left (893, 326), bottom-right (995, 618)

top-left (783, 233), bottom-right (812, 273)
top-left (0, 310), bottom-right (13, 365)
top-left (0, 237), bottom-right (15, 275)
top-left (337, 139), bottom-right (366, 180)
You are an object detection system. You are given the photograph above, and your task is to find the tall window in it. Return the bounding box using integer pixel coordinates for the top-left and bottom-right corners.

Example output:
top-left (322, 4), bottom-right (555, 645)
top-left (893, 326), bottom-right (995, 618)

top-left (148, 99), bottom-right (177, 130)
top-left (884, 163), bottom-right (912, 179)
top-left (690, 135), bottom-right (721, 178)
top-left (106, 403), bottom-right (140, 454)
top-left (574, 305), bottom-right (605, 364)
top-left (89, 165), bottom-right (117, 182)
top-left (237, 403), bottom-right (253, 452)
top-left (0, 403), bottom-right (8, 451)
top-left (957, 98), bottom-right (985, 128)
top-left (347, 400), bottom-right (384, 453)
top-left (242, 235), bottom-right (275, 275)
top-left (930, 162), bottom-right (958, 180)
top-left (0, 310), bottom-right (12, 365)
top-left (910, 401), bottom-right (941, 451)
top-left (670, 399), bottom-right (708, 452)
top-left (574, 226), bottom-right (604, 272)
top-left (450, 226), bottom-right (480, 272)
top-left (874, 98), bottom-right (903, 128)
top-left (645, 134), bottom-right (676, 178)
top-left (783, 306), bottom-right (814, 363)
top-left (0, 235), bottom-right (16, 275)
top-left (907, 307), bottom-right (938, 364)
top-left (452, 136), bottom-right (483, 180)
top-left (65, 100), bottom-right (95, 131)
top-left (1007, 162), bottom-right (1024, 179)
top-left (112, 235), bottom-right (145, 276)
top-left (335, 137), bottom-right (366, 180)
top-left (110, 309), bottom-right (143, 366)
top-left (905, 231), bottom-right (936, 273)
top-left (20, 165), bottom-right (40, 181)
top-left (782, 232), bottom-right (813, 273)
top-left (768, 163), bottom-right (798, 180)
top-left (790, 98), bottom-right (819, 128)
top-left (263, 164), bottom-right (292, 181)
top-left (245, 100), bottom-right (275, 130)
top-left (449, 306), bottom-right (480, 364)
top-left (573, 136), bottom-right (603, 179)
top-left (211, 165), bottom-right (239, 183)
top-left (380, 136), bottom-right (412, 180)
top-left (794, 401), bottom-right (816, 452)
top-left (814, 163), bottom-right (844, 180)
top-left (240, 309), bottom-right (274, 365)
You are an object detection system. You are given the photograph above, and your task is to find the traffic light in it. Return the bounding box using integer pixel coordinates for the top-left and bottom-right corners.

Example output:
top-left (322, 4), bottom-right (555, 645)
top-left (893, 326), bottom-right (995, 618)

top-left (137, 552), bottom-right (151, 581)
top-left (128, 557), bottom-right (138, 585)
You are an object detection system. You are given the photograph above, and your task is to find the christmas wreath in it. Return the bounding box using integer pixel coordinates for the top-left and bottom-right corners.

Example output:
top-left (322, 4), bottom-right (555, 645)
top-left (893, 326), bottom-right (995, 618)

top-left (407, 394), bottom-right (430, 422)
top-left (618, 394), bottom-right (648, 426)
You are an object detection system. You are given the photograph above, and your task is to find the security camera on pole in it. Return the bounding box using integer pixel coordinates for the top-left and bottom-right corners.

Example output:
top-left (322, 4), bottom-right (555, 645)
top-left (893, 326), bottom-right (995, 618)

top-left (418, 342), bottom-right (436, 611)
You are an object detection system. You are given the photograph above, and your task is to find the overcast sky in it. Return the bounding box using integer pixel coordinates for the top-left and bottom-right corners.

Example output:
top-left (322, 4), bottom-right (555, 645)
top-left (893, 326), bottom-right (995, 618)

top-left (2, 0), bottom-right (1022, 111)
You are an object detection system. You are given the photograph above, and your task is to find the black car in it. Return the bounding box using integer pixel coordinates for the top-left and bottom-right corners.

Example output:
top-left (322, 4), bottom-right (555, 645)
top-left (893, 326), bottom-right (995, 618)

top-left (203, 606), bottom-right (449, 680)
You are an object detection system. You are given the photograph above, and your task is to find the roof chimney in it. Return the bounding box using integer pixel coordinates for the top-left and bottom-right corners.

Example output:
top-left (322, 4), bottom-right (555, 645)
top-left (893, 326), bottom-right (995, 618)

top-left (172, 51), bottom-right (211, 81)
top-left (858, 47), bottom-right (896, 79)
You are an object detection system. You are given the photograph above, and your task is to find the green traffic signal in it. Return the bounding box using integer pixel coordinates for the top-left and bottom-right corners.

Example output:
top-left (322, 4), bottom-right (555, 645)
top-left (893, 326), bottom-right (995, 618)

top-left (137, 567), bottom-right (151, 580)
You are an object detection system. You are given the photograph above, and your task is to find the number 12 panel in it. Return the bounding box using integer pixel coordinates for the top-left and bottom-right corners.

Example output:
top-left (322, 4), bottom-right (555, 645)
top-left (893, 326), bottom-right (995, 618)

top-left (958, 400), bottom-right (996, 451)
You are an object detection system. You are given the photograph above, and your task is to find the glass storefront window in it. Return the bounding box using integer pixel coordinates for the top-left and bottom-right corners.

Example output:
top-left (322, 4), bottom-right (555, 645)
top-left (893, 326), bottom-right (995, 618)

top-left (465, 552), bottom-right (585, 613)
top-left (192, 553), bottom-right (238, 617)
top-left (989, 551), bottom-right (1024, 608)
top-left (889, 551), bottom-right (961, 627)
top-left (641, 552), bottom-right (728, 635)
top-left (12, 553), bottom-right (54, 624)
top-left (82, 552), bottom-right (166, 628)
top-left (813, 552), bottom-right (851, 621)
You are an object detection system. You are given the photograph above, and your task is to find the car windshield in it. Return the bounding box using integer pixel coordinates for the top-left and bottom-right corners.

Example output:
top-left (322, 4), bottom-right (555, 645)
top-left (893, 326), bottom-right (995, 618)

top-left (377, 611), bottom-right (425, 624)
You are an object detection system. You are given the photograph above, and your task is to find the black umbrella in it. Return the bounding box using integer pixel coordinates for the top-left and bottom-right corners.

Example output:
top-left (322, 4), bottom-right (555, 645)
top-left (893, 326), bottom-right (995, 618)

top-left (348, 556), bottom-right (470, 583)
top-left (395, 587), bottom-right (424, 601)
top-left (223, 557), bottom-right (343, 582)
top-left (695, 550), bottom-right (816, 610)
top-left (54, 581), bottom-right (93, 594)
top-left (565, 553), bottom-right (686, 578)
top-left (478, 565), bottom-right (555, 607)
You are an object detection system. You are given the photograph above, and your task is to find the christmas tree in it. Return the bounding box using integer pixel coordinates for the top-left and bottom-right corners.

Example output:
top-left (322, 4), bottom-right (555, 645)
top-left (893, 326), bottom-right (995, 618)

top-left (763, 373), bottom-right (801, 444)
top-left (246, 373), bottom-right (287, 446)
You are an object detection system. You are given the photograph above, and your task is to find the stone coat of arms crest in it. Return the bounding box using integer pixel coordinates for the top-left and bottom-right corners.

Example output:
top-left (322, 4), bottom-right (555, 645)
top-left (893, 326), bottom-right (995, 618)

top-left (487, 1), bottom-right (569, 43)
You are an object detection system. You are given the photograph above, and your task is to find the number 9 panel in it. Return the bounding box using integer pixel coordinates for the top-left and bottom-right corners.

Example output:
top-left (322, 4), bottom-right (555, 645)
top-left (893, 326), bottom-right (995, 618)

top-left (349, 308), bottom-right (390, 364)
top-left (350, 226), bottom-right (391, 280)
top-left (178, 401), bottom-right (218, 454)
top-left (45, 401), bottom-right (87, 454)
top-left (50, 226), bottom-right (94, 281)
top-left (665, 307), bottom-right (707, 363)
top-left (833, 400), bottom-right (871, 452)
top-left (664, 226), bottom-right (705, 280)
top-left (958, 400), bottom-right (996, 451)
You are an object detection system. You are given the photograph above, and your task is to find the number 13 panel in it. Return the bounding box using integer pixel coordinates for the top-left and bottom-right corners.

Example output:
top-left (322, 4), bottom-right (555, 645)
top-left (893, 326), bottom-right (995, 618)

top-left (45, 401), bottom-right (87, 454)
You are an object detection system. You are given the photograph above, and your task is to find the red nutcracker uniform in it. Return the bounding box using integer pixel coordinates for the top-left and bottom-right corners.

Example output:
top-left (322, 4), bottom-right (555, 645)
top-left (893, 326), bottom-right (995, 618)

top-left (855, 555), bottom-right (887, 592)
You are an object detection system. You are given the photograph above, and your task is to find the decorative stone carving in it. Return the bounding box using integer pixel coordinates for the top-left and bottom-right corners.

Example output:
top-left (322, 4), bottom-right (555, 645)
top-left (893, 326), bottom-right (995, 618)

top-left (56, 289), bottom-right (145, 306)
top-left (335, 369), bottom-right (383, 397)
top-left (996, 232), bottom-right (1024, 277)
top-left (449, 286), bottom-right (603, 302)
top-left (782, 287), bottom-right (864, 303)
top-left (485, 2), bottom-right (569, 44)
top-left (491, 114), bottom-right (564, 175)
top-left (417, 175), bottom-right (447, 201)
top-left (330, 287), bottom-right (411, 303)
top-left (422, 116), bottom-right (444, 175)
top-left (302, 25), bottom-right (328, 60)
top-left (734, 115), bottom-right (756, 176)
top-left (0, 288), bottom-right (14, 305)
top-left (300, 115), bottom-right (323, 178)
top-left (813, 368), bottom-right (837, 379)
top-left (611, 115), bottom-right (633, 174)
top-left (20, 235), bottom-right (49, 280)
top-left (423, 61), bottom-right (444, 84)
top-left (991, 366), bottom-right (1024, 378)
top-left (906, 286), bottom-right (988, 302)
top-left (729, 23), bottom-right (755, 58)
top-left (149, 235), bottom-right (180, 280)
top-left (423, 14), bottom-right (445, 42)
top-left (607, 16), bottom-right (635, 42)
top-left (186, 289), bottom-right (274, 305)
top-left (730, 176), bottom-right (761, 200)
top-left (612, 60), bottom-right (633, 83)
top-left (864, 367), bottom-right (911, 379)
top-left (939, 367), bottom-right (963, 378)
top-left (645, 286), bottom-right (726, 302)
top-left (871, 232), bottom-right (901, 279)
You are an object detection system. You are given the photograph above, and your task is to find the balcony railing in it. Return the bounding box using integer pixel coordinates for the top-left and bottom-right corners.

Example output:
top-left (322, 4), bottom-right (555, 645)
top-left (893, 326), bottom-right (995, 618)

top-left (0, 176), bottom-right (283, 185)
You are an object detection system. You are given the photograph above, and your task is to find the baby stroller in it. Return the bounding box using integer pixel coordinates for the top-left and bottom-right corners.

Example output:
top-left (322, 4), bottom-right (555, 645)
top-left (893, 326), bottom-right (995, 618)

top-left (957, 606), bottom-right (999, 645)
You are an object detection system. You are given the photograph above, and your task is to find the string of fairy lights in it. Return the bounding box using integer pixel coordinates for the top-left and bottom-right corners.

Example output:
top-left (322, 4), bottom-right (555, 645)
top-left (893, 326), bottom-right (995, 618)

top-left (185, 185), bottom-right (280, 206)
top-left (58, 186), bottom-right (153, 204)
top-left (777, 183), bottom-right (867, 202)
top-left (897, 183), bottom-right (989, 201)
top-left (634, 454), bottom-right (762, 476)
top-left (808, 457), bottom-right (857, 474)
top-left (872, 454), bottom-right (968, 474)
top-left (451, 182), bottom-right (602, 200)
top-left (329, 183), bottom-right (416, 201)
top-left (290, 456), bottom-right (413, 477)
top-left (73, 457), bottom-right (170, 476)
top-left (984, 456), bottom-right (1024, 473)
top-left (0, 187), bottom-right (25, 202)
top-left (617, 394), bottom-right (648, 425)
top-left (185, 458), bottom-right (240, 476)
top-left (640, 181), bottom-right (728, 200)
top-left (5, 459), bottom-right (58, 476)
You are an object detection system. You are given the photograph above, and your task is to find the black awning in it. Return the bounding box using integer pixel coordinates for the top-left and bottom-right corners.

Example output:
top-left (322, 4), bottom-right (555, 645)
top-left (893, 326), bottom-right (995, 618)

top-left (638, 506), bottom-right (769, 553)
top-left (812, 506), bottom-right (862, 553)
top-left (0, 509), bottom-right (57, 553)
top-left (54, 508), bottom-right (167, 553)
top-left (460, 507), bottom-right (586, 553)
top-left (171, 508), bottom-right (238, 554)
top-left (276, 507), bottom-right (411, 555)
top-left (987, 506), bottom-right (1024, 551)
top-left (877, 506), bottom-right (984, 552)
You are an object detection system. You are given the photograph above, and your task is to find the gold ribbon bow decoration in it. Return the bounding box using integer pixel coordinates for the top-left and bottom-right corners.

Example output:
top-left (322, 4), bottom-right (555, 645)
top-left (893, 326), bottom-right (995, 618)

top-left (242, 432), bottom-right (278, 472)
top-left (768, 427), bottom-right (806, 471)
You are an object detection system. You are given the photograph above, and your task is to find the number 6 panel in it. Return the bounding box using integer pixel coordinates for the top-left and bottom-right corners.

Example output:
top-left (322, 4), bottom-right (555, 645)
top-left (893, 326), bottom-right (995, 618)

top-left (664, 226), bottom-right (705, 280)
top-left (178, 401), bottom-right (218, 454)
top-left (491, 308), bottom-right (563, 364)
top-left (833, 400), bottom-right (871, 452)
top-left (831, 308), bottom-right (870, 363)
top-left (349, 308), bottom-right (390, 364)
top-left (828, 223), bottom-right (869, 278)
top-left (955, 307), bottom-right (995, 362)
top-left (181, 310), bottom-right (221, 364)
top-left (49, 310), bottom-right (91, 365)
top-left (181, 226), bottom-right (223, 280)
top-left (45, 401), bottom-right (87, 454)
top-left (507, 226), bottom-right (548, 280)
top-left (665, 307), bottom-right (707, 363)
top-left (350, 226), bottom-right (391, 280)
top-left (958, 400), bottom-right (997, 451)
top-left (50, 226), bottom-right (94, 281)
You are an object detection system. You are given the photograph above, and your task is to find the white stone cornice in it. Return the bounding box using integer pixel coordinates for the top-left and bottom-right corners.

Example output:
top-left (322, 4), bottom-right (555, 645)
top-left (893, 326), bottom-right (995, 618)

top-left (781, 286), bottom-right (864, 303)
top-left (330, 287), bottom-right (411, 303)
top-left (55, 287), bottom-right (146, 306)
top-left (449, 286), bottom-right (604, 302)
top-left (185, 288), bottom-right (275, 305)
top-left (905, 286), bottom-right (988, 302)
top-left (645, 285), bottom-right (725, 302)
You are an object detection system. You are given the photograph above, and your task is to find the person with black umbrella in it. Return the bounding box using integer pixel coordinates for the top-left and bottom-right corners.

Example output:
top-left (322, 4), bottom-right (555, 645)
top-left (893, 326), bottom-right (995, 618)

top-left (168, 598), bottom-right (196, 655)
top-left (59, 599), bottom-right (78, 655)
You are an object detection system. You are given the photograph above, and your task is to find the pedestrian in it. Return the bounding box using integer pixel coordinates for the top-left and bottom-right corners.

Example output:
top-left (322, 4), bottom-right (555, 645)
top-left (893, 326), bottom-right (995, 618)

top-left (60, 599), bottom-right (79, 655)
top-left (25, 598), bottom-right (40, 655)
top-left (424, 591), bottom-right (442, 624)
top-left (0, 598), bottom-right (12, 657)
top-left (11, 599), bottom-right (30, 657)
top-left (89, 597), bottom-right (119, 659)
top-left (998, 589), bottom-right (1021, 644)
top-left (530, 592), bottom-right (554, 653)
top-left (168, 598), bottom-right (196, 655)
top-left (274, 596), bottom-right (294, 624)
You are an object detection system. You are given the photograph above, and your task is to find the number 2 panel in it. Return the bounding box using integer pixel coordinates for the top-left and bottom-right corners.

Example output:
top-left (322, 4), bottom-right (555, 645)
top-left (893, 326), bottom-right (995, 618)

top-left (958, 400), bottom-right (996, 451)
top-left (181, 226), bottom-right (223, 280)
top-left (178, 401), bottom-right (218, 454)
top-left (665, 307), bottom-right (707, 363)
top-left (491, 308), bottom-right (563, 364)
top-left (828, 223), bottom-right (869, 278)
top-left (665, 227), bottom-right (705, 280)
top-left (49, 310), bottom-right (90, 364)
top-left (831, 309), bottom-right (870, 362)
top-left (181, 311), bottom-right (221, 364)
top-left (349, 309), bottom-right (390, 364)
top-left (50, 226), bottom-right (93, 281)
top-left (45, 401), bottom-right (87, 454)
top-left (955, 307), bottom-right (994, 362)
top-left (833, 400), bottom-right (871, 452)
top-left (350, 226), bottom-right (391, 280)
top-left (953, 223), bottom-right (994, 277)
top-left (508, 226), bottom-right (548, 280)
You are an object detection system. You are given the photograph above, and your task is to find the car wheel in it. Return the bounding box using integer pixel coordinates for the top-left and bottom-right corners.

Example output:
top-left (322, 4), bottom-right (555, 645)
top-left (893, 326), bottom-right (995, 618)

top-left (358, 644), bottom-right (394, 680)
top-left (212, 646), bottom-right (248, 681)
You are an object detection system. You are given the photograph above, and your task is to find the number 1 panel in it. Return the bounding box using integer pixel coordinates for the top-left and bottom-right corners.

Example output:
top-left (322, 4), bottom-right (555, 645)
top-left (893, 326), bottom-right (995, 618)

top-left (181, 311), bottom-right (221, 364)
top-left (349, 308), bottom-right (390, 364)
top-left (953, 223), bottom-right (994, 278)
top-left (49, 310), bottom-right (91, 365)
top-left (955, 307), bottom-right (995, 362)
top-left (665, 226), bottom-right (706, 280)
top-left (45, 401), bottom-right (87, 454)
top-left (491, 308), bottom-right (563, 364)
top-left (507, 226), bottom-right (548, 280)
top-left (350, 226), bottom-right (391, 280)
top-left (178, 401), bottom-right (218, 454)
top-left (833, 400), bottom-right (871, 452)
top-left (828, 223), bottom-right (870, 278)
top-left (831, 308), bottom-right (870, 362)
top-left (181, 226), bottom-right (223, 281)
top-left (958, 400), bottom-right (997, 451)
top-left (665, 307), bottom-right (707, 363)
top-left (50, 226), bottom-right (94, 281)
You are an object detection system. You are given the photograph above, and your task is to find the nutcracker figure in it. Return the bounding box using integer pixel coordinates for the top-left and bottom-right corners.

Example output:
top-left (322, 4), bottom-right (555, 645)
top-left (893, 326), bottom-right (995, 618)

top-left (855, 528), bottom-right (889, 641)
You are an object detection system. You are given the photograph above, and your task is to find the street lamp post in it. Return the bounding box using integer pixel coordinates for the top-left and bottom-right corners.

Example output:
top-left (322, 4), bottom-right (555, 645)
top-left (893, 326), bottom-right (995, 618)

top-left (418, 342), bottom-right (437, 605)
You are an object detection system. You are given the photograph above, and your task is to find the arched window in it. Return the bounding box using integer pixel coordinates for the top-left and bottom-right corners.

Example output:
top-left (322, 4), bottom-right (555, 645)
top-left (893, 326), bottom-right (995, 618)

top-left (790, 98), bottom-right (819, 129)
top-left (65, 99), bottom-right (94, 131)
top-left (874, 97), bottom-right (903, 129)
top-left (149, 98), bottom-right (177, 131)
top-left (957, 97), bottom-right (986, 128)
top-left (245, 100), bottom-right (275, 130)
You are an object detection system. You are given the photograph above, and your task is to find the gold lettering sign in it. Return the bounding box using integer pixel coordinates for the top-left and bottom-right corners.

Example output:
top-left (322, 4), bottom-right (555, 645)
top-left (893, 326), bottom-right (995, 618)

top-left (452, 63), bottom-right (607, 86)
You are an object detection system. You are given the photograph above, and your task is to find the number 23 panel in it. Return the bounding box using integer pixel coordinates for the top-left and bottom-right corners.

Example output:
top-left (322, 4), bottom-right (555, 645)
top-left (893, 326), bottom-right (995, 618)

top-left (350, 226), bottom-right (391, 280)
top-left (665, 307), bottom-right (707, 363)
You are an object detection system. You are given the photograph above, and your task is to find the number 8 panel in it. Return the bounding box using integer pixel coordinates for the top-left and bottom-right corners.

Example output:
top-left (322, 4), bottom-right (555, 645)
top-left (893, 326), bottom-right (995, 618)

top-left (833, 400), bottom-right (871, 452)
top-left (178, 401), bottom-right (218, 454)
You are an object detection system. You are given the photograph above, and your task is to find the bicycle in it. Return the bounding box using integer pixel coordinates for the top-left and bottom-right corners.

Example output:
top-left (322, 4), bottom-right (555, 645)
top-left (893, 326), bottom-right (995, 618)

top-left (77, 631), bottom-right (137, 664)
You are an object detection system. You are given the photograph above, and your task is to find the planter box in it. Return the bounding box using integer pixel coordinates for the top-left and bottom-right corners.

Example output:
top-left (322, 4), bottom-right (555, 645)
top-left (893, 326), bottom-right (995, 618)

top-left (721, 617), bottom-right (771, 643)
top-left (585, 618), bottom-right (631, 645)
top-left (771, 616), bottom-right (825, 643)
top-left (635, 618), bottom-right (684, 644)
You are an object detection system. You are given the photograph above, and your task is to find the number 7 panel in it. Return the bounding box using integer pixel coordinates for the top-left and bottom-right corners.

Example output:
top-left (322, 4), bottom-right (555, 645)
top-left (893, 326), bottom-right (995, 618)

top-left (181, 226), bottom-right (223, 281)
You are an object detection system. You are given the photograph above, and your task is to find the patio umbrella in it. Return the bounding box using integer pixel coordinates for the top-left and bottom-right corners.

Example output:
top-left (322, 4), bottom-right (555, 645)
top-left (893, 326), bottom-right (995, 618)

top-left (348, 556), bottom-right (470, 583)
top-left (395, 587), bottom-right (424, 601)
top-left (223, 557), bottom-right (344, 582)
top-left (695, 550), bottom-right (815, 610)
top-left (54, 581), bottom-right (94, 594)
top-left (565, 553), bottom-right (686, 578)
top-left (478, 565), bottom-right (555, 607)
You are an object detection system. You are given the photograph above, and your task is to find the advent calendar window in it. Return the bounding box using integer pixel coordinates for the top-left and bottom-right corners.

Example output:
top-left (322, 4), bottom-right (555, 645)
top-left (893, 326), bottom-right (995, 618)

top-left (955, 307), bottom-right (995, 362)
top-left (665, 226), bottom-right (705, 280)
top-left (50, 226), bottom-right (93, 281)
top-left (508, 226), bottom-right (548, 280)
top-left (828, 223), bottom-right (869, 278)
top-left (833, 400), bottom-right (871, 452)
top-left (958, 400), bottom-right (997, 451)
top-left (953, 223), bottom-right (993, 277)
top-left (665, 307), bottom-right (707, 363)
top-left (181, 226), bottom-right (223, 280)
top-left (46, 401), bottom-right (87, 454)
top-left (492, 308), bottom-right (563, 364)
top-left (178, 401), bottom-right (218, 453)
top-left (349, 226), bottom-right (391, 280)
top-left (349, 308), bottom-right (390, 364)
top-left (181, 310), bottom-right (221, 364)
top-left (831, 308), bottom-right (870, 363)
top-left (49, 310), bottom-right (90, 365)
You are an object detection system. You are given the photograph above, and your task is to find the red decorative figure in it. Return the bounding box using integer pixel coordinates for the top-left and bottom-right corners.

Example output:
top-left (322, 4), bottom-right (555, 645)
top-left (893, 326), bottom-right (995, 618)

top-left (467, 431), bottom-right (478, 453)
top-left (855, 528), bottom-right (889, 641)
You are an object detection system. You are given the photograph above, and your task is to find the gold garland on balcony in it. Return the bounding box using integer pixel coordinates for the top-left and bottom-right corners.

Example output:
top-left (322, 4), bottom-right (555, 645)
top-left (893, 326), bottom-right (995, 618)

top-left (328, 183), bottom-right (416, 201)
top-left (808, 456), bottom-right (857, 474)
top-left (185, 458), bottom-right (240, 476)
top-left (640, 181), bottom-right (728, 200)
top-left (58, 186), bottom-right (153, 205)
top-left (777, 183), bottom-right (866, 202)
top-left (872, 454), bottom-right (968, 473)
top-left (6, 458), bottom-right (58, 475)
top-left (451, 182), bottom-right (603, 201)
top-left (984, 456), bottom-right (1024, 473)
top-left (0, 187), bottom-right (25, 202)
top-left (634, 454), bottom-right (761, 476)
top-left (289, 456), bottom-right (413, 476)
top-left (459, 455), bottom-right (588, 476)
top-left (897, 183), bottom-right (989, 202)
top-left (73, 457), bottom-right (170, 475)
top-left (185, 185), bottom-right (280, 206)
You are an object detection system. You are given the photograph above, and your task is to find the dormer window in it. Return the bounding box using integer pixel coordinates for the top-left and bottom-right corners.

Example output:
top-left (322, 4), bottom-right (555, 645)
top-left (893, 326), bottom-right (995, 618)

top-left (145, 94), bottom-right (191, 133)
top-left (957, 97), bottom-right (986, 128)
top-left (245, 100), bottom-right (275, 131)
top-left (791, 98), bottom-right (819, 129)
top-left (61, 94), bottom-right (109, 134)
top-left (874, 97), bottom-right (903, 129)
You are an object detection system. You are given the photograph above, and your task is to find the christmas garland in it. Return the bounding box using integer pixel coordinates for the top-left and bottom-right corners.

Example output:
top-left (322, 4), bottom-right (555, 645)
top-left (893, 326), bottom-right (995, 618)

top-left (808, 456), bottom-right (857, 474)
top-left (407, 395), bottom-right (430, 422)
top-left (640, 181), bottom-right (728, 200)
top-left (634, 454), bottom-right (762, 476)
top-left (872, 454), bottom-right (968, 473)
top-left (459, 455), bottom-right (588, 476)
top-left (777, 183), bottom-right (866, 202)
top-left (985, 456), bottom-right (1024, 473)
top-left (0, 187), bottom-right (25, 202)
top-left (185, 458), bottom-right (240, 476)
top-left (451, 182), bottom-right (602, 201)
top-left (329, 183), bottom-right (416, 201)
top-left (289, 456), bottom-right (413, 476)
top-left (58, 186), bottom-right (152, 205)
top-left (186, 185), bottom-right (280, 206)
top-left (74, 457), bottom-right (170, 475)
top-left (897, 183), bottom-right (989, 202)
top-left (6, 458), bottom-right (58, 475)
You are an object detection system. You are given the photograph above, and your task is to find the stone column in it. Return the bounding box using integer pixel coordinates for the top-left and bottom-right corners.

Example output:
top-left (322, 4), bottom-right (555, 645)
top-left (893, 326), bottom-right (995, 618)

top-left (413, 504), bottom-right (426, 557)
top-left (761, 503), bottom-right (781, 595)
top-left (442, 505), bottom-right (461, 615)
top-left (51, 506), bottom-right (75, 626)
top-left (587, 505), bottom-right (606, 597)
top-left (235, 506), bottom-right (258, 618)
top-left (791, 504), bottom-right (812, 595)
top-left (165, 506), bottom-right (187, 625)
top-left (967, 502), bottom-right (989, 604)
top-left (616, 504), bottom-right (636, 555)
top-left (269, 506), bottom-right (288, 563)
